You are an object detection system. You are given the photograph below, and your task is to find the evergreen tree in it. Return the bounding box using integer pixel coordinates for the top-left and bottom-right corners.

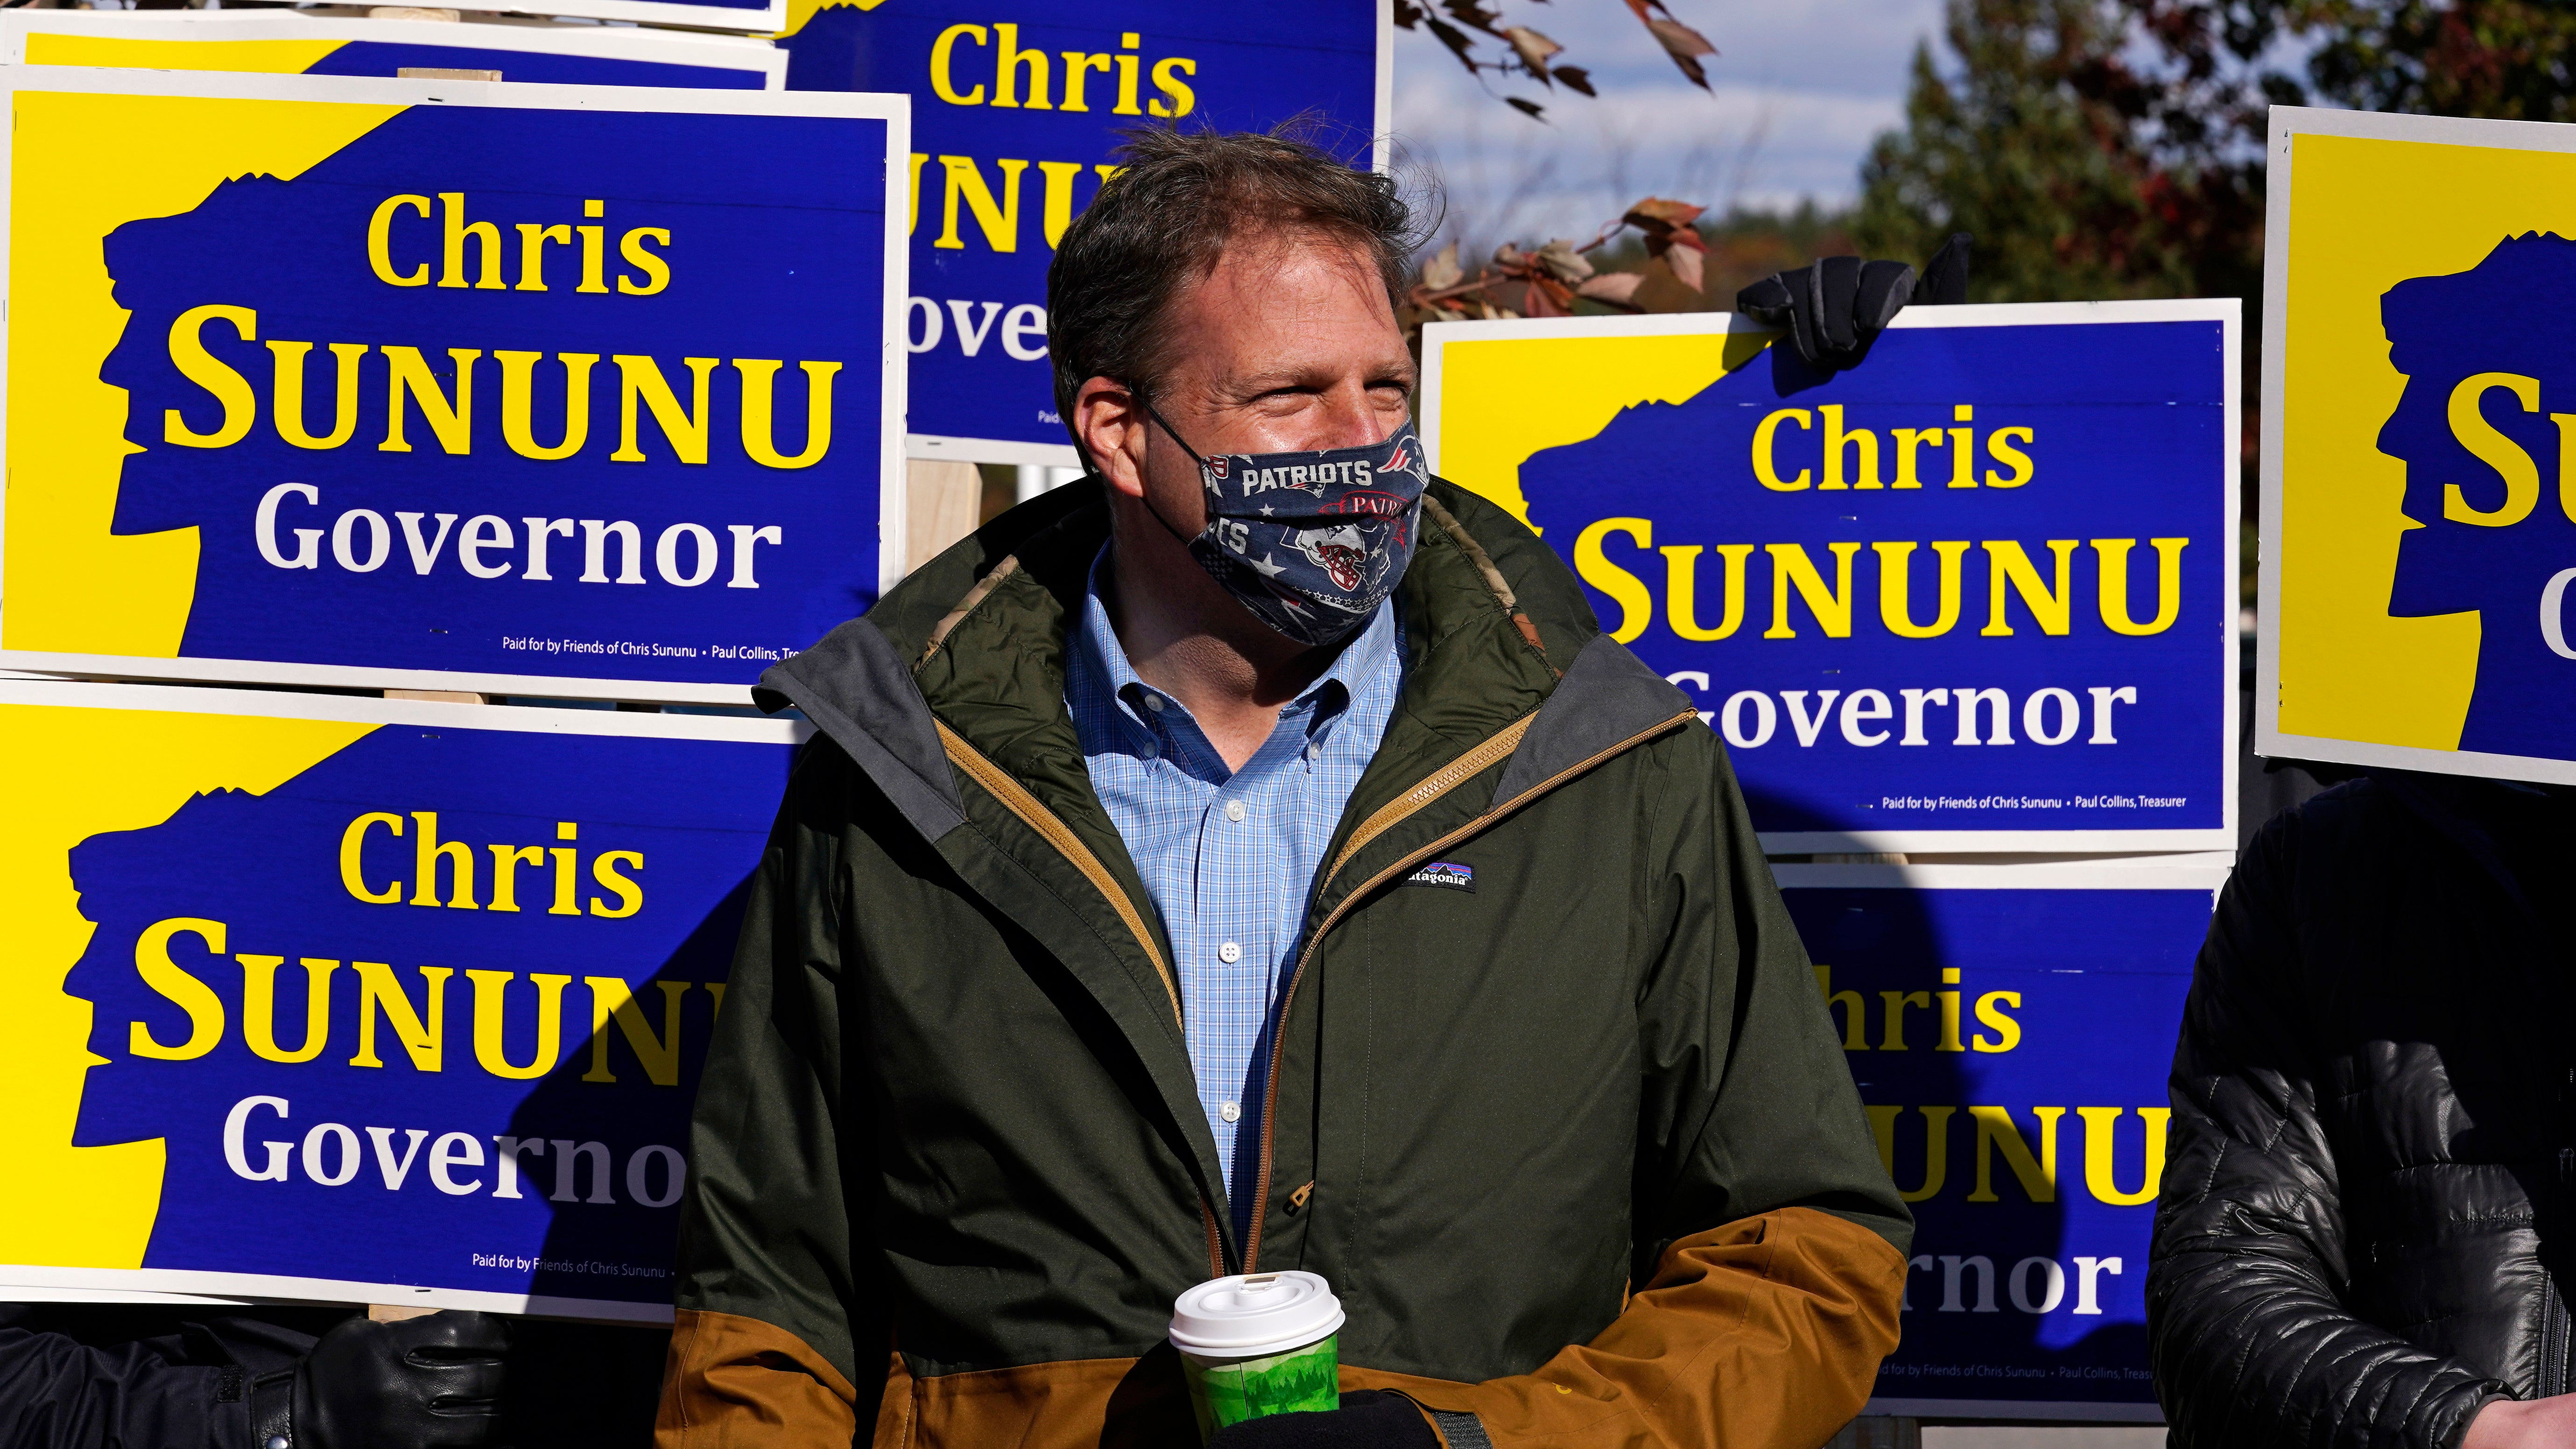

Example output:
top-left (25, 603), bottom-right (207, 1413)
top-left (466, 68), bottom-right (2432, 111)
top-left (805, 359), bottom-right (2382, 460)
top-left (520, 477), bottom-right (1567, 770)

top-left (2299, 0), bottom-right (2576, 120)
top-left (1852, 0), bottom-right (2262, 303)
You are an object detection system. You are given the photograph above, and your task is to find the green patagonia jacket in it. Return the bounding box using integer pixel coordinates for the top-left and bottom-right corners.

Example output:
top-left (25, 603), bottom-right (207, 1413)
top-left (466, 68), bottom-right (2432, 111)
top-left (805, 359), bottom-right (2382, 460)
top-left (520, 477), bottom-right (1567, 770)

top-left (655, 478), bottom-right (1911, 1449)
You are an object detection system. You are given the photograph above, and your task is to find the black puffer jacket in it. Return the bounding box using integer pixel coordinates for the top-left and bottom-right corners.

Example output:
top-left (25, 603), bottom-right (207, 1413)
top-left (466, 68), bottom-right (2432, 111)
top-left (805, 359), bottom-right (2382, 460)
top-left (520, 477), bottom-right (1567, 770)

top-left (2149, 772), bottom-right (2576, 1448)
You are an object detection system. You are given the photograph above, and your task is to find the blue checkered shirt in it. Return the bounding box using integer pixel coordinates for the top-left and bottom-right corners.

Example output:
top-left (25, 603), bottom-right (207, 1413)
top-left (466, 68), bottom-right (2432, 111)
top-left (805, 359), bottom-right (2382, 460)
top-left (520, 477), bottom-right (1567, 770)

top-left (1066, 548), bottom-right (1403, 1228)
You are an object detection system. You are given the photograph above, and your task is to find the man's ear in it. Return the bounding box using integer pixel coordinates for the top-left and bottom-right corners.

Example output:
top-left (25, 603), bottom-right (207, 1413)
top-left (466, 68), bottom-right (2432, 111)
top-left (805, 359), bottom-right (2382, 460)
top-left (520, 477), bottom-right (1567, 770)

top-left (1073, 377), bottom-right (1147, 500)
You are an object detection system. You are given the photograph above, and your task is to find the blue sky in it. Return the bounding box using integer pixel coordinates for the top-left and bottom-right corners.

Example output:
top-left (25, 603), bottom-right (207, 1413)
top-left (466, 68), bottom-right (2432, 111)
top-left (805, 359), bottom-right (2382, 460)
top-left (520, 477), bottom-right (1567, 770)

top-left (1390, 0), bottom-right (1946, 245)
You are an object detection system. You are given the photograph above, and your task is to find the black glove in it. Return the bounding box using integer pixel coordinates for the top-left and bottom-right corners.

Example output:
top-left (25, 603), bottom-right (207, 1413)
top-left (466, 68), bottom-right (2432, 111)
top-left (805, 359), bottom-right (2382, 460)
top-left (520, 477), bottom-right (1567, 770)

top-left (294, 1311), bottom-right (509, 1449)
top-left (1204, 1390), bottom-right (1441, 1448)
top-left (1737, 232), bottom-right (1972, 371)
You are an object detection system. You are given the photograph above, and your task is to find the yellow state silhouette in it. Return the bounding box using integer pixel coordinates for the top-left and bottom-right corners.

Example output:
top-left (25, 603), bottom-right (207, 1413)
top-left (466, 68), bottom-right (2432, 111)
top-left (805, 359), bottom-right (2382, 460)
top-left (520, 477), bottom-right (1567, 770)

top-left (1429, 328), bottom-right (1772, 528)
top-left (0, 703), bottom-right (373, 1269)
top-left (5, 87), bottom-right (400, 657)
top-left (2274, 131), bottom-right (2576, 752)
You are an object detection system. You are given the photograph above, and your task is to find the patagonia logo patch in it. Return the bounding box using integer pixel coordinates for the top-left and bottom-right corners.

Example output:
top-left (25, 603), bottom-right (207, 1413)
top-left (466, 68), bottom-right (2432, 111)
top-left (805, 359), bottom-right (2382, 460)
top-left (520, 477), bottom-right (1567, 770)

top-left (1405, 862), bottom-right (1475, 893)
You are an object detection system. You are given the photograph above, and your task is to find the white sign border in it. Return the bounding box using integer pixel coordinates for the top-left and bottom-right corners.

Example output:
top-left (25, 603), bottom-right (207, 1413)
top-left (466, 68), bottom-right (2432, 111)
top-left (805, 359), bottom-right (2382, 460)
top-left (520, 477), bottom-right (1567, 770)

top-left (0, 675), bottom-right (812, 739)
top-left (2256, 104), bottom-right (2576, 788)
top-left (0, 676), bottom-right (804, 1320)
top-left (1773, 860), bottom-right (2232, 893)
top-left (0, 10), bottom-right (788, 87)
top-left (0, 1264), bottom-right (676, 1325)
top-left (1421, 300), bottom-right (2244, 855)
top-left (0, 66), bottom-right (908, 706)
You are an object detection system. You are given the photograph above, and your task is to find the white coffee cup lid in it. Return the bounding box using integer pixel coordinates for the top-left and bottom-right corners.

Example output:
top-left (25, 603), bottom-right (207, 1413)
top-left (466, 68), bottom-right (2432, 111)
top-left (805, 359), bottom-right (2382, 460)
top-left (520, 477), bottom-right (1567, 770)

top-left (1168, 1272), bottom-right (1345, 1357)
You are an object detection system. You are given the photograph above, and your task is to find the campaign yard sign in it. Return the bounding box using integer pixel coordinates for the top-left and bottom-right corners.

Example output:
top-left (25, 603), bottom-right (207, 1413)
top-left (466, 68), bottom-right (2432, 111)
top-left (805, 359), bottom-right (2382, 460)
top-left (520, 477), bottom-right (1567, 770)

top-left (2261, 107), bottom-right (2576, 786)
top-left (0, 68), bottom-right (905, 704)
top-left (0, 680), bottom-right (804, 1318)
top-left (1777, 863), bottom-right (2224, 1421)
top-left (3, 10), bottom-right (787, 91)
top-left (776, 0), bottom-right (1389, 465)
top-left (1421, 304), bottom-right (2239, 852)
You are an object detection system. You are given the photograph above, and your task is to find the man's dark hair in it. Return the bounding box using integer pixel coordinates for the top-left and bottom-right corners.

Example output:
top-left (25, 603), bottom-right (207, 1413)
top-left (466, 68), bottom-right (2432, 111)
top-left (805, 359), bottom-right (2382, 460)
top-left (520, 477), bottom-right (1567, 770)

top-left (1046, 122), bottom-right (1427, 432)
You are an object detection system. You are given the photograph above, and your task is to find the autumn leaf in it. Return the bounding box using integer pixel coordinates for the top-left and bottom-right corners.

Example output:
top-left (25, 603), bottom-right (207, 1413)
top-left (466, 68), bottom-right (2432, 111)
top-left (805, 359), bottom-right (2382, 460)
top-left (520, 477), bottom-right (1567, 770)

top-left (1576, 272), bottom-right (1648, 308)
top-left (1407, 0), bottom-right (1715, 117)
top-left (1441, 0), bottom-right (1506, 36)
top-left (1625, 197), bottom-right (1707, 232)
top-left (1627, 257), bottom-right (1707, 314)
top-left (1502, 25), bottom-right (1563, 80)
top-left (1421, 241), bottom-right (1464, 291)
top-left (1400, 174), bottom-right (1721, 363)
top-left (1534, 238), bottom-right (1595, 283)
top-left (1647, 20), bottom-right (1715, 87)
top-left (1620, 0), bottom-right (1717, 90)
top-left (1523, 274), bottom-right (1574, 317)
top-left (1419, 12), bottom-right (1482, 73)
top-left (1661, 237), bottom-right (1706, 292)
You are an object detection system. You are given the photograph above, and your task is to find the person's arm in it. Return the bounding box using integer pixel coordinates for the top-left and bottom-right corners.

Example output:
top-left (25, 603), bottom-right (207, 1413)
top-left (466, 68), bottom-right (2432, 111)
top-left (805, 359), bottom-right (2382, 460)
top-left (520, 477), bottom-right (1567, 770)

top-left (1391, 724), bottom-right (1910, 1449)
top-left (2464, 1397), bottom-right (2576, 1448)
top-left (0, 1309), bottom-right (504, 1449)
top-left (0, 1320), bottom-right (271, 1449)
top-left (655, 739), bottom-right (877, 1448)
top-left (2147, 813), bottom-right (2503, 1449)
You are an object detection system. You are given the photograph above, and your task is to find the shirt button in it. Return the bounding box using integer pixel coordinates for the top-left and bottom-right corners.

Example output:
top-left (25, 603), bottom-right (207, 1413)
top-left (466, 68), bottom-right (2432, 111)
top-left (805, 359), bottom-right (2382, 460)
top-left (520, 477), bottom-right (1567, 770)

top-left (1218, 940), bottom-right (1242, 964)
top-left (1225, 800), bottom-right (1246, 823)
top-left (1305, 742), bottom-right (1322, 762)
top-left (1143, 694), bottom-right (1165, 712)
top-left (1220, 1101), bottom-right (1241, 1123)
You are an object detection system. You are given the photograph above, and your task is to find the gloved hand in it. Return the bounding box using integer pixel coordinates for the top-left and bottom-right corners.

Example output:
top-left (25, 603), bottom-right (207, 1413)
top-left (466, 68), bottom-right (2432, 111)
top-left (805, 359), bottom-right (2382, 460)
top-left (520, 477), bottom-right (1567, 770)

top-left (1204, 1389), bottom-right (1441, 1447)
top-left (290, 1310), bottom-right (509, 1449)
top-left (1736, 232), bottom-right (1972, 371)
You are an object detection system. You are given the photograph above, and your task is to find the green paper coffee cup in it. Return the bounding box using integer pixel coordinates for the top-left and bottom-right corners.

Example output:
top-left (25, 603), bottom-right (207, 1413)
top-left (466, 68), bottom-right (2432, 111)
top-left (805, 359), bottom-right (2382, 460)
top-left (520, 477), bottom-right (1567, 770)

top-left (1169, 1271), bottom-right (1344, 1442)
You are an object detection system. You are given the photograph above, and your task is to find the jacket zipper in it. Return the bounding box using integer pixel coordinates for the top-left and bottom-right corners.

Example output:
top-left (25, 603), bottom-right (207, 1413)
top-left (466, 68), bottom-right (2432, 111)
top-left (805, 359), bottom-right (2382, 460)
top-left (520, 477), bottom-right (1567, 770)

top-left (1240, 707), bottom-right (1699, 1272)
top-left (937, 722), bottom-right (1232, 1273)
top-left (1322, 715), bottom-right (1536, 885)
top-left (2544, 1275), bottom-right (2571, 1398)
top-left (2545, 1065), bottom-right (2565, 1390)
top-left (936, 720), bottom-right (1180, 1024)
top-left (1199, 1192), bottom-right (1228, 1278)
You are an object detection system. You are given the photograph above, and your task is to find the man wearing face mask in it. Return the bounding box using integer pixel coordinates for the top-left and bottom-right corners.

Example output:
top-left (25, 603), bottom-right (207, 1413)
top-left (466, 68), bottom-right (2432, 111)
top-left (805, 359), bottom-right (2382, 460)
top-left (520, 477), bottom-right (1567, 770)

top-left (656, 126), bottom-right (1917, 1449)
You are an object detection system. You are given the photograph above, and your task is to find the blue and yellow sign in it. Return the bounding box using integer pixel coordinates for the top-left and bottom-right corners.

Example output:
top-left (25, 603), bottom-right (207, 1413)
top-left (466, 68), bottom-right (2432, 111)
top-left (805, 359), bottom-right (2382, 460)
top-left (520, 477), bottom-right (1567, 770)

top-left (775, 0), bottom-right (1386, 463)
top-left (0, 68), bottom-right (906, 703)
top-left (3, 10), bottom-right (786, 90)
top-left (1781, 864), bottom-right (2220, 1420)
top-left (1423, 306), bottom-right (2239, 851)
top-left (2262, 107), bottom-right (2576, 785)
top-left (0, 680), bottom-right (802, 1316)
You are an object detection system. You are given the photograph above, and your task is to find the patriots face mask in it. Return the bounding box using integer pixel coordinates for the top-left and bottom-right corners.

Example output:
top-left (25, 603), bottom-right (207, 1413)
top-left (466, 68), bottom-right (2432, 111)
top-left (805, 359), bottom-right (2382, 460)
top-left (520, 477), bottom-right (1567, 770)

top-left (1141, 403), bottom-right (1428, 647)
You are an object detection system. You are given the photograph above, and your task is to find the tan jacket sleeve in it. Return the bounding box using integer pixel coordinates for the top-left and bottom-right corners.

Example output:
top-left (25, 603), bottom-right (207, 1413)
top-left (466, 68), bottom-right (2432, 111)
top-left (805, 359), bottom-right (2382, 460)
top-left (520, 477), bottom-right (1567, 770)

top-left (655, 1308), bottom-right (860, 1449)
top-left (1353, 1207), bottom-right (1903, 1448)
